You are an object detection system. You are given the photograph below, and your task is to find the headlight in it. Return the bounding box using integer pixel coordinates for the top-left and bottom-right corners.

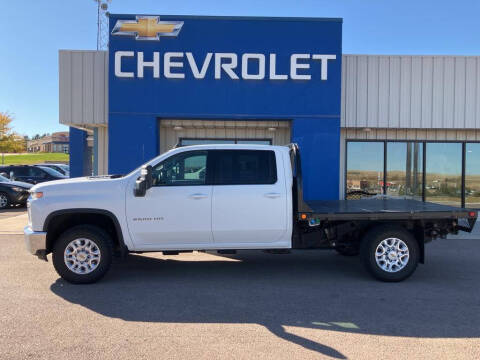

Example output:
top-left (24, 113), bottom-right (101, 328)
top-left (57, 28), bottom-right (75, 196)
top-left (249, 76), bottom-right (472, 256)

top-left (30, 191), bottom-right (44, 199)
top-left (11, 187), bottom-right (27, 192)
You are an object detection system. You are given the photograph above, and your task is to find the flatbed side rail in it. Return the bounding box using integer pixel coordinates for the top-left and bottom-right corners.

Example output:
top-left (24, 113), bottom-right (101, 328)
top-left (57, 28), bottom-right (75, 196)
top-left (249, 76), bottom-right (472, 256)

top-left (298, 210), bottom-right (475, 221)
top-left (298, 210), bottom-right (477, 232)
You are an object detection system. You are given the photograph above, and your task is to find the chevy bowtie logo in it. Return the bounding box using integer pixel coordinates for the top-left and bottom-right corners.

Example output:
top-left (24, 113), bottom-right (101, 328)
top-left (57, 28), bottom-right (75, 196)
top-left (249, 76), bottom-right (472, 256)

top-left (111, 16), bottom-right (184, 41)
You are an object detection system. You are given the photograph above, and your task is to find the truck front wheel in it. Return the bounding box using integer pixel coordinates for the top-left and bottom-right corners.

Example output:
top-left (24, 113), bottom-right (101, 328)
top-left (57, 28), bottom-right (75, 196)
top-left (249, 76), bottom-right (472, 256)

top-left (52, 225), bottom-right (113, 284)
top-left (360, 226), bottom-right (420, 282)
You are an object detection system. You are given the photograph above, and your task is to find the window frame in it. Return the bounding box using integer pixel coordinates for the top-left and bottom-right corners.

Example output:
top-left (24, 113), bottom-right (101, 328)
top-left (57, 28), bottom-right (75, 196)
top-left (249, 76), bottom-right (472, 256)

top-left (151, 150), bottom-right (211, 187)
top-left (345, 139), bottom-right (479, 208)
top-left (209, 149), bottom-right (278, 186)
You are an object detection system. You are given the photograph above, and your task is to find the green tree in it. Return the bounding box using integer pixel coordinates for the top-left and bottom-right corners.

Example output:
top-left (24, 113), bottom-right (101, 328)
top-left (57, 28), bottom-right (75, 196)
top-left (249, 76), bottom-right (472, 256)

top-left (0, 112), bottom-right (26, 153)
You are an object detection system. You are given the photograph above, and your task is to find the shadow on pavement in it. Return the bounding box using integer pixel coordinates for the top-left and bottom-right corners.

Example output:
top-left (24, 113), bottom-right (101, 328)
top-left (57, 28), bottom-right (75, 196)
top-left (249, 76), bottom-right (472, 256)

top-left (50, 246), bottom-right (480, 358)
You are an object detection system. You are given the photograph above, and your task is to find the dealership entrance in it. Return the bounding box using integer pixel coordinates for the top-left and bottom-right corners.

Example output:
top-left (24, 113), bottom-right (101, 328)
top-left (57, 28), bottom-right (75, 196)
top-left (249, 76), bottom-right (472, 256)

top-left (159, 119), bottom-right (291, 154)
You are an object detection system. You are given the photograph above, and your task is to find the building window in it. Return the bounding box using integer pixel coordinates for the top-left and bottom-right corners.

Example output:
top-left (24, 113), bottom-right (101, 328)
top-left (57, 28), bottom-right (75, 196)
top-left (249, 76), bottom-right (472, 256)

top-left (386, 142), bottom-right (423, 200)
top-left (466, 143), bottom-right (480, 208)
top-left (345, 140), bottom-right (480, 208)
top-left (346, 142), bottom-right (384, 198)
top-left (425, 143), bottom-right (462, 207)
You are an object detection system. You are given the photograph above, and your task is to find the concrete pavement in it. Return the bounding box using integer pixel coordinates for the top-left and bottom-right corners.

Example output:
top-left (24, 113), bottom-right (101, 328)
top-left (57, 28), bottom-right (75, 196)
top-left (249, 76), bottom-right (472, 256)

top-left (0, 210), bottom-right (479, 359)
top-left (0, 208), bottom-right (27, 235)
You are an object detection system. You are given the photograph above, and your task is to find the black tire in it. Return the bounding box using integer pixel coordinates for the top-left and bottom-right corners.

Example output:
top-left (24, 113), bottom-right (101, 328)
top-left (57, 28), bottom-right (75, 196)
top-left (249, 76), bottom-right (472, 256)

top-left (335, 246), bottom-right (360, 256)
top-left (360, 225), bottom-right (420, 282)
top-left (52, 225), bottom-right (113, 284)
top-left (0, 192), bottom-right (10, 209)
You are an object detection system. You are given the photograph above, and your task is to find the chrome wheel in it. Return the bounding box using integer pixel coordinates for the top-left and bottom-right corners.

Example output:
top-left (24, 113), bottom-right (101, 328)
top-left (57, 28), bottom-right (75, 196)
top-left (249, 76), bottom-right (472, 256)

top-left (375, 237), bottom-right (409, 273)
top-left (64, 238), bottom-right (101, 275)
top-left (0, 194), bottom-right (8, 208)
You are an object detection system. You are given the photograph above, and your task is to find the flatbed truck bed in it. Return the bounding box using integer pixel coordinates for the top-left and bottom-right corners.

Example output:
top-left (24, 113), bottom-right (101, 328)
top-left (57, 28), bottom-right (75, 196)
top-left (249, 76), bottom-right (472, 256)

top-left (302, 199), bottom-right (476, 222)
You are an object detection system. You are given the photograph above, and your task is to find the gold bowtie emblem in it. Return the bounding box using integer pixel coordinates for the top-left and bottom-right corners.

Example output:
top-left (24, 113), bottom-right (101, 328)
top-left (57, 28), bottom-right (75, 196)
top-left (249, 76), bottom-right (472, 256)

top-left (111, 16), bottom-right (183, 41)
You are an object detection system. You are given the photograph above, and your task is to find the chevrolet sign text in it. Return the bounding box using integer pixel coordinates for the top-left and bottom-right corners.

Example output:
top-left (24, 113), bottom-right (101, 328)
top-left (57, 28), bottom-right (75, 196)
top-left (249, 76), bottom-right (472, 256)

top-left (114, 51), bottom-right (336, 80)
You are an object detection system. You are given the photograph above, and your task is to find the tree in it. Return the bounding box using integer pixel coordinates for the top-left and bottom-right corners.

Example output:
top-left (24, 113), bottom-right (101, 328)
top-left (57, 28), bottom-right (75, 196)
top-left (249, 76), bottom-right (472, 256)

top-left (0, 111), bottom-right (13, 137)
top-left (0, 112), bottom-right (26, 153)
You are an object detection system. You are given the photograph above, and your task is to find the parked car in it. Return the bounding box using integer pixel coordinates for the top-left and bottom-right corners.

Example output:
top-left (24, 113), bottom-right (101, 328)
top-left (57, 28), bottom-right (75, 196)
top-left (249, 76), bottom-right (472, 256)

top-left (24, 144), bottom-right (477, 284)
top-left (0, 165), bottom-right (67, 185)
top-left (0, 174), bottom-right (32, 209)
top-left (34, 163), bottom-right (69, 177)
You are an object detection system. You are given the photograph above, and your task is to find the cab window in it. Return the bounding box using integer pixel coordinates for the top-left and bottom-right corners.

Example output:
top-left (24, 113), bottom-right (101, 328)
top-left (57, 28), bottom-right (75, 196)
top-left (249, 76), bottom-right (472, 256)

top-left (213, 150), bottom-right (277, 185)
top-left (152, 151), bottom-right (208, 186)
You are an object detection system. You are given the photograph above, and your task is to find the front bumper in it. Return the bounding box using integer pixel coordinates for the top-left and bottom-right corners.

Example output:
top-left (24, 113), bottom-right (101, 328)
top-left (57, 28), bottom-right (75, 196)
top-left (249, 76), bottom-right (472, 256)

top-left (24, 226), bottom-right (48, 260)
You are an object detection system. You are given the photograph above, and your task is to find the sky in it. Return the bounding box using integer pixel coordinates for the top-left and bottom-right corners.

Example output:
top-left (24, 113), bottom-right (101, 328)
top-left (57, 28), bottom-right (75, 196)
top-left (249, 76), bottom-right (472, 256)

top-left (0, 0), bottom-right (479, 137)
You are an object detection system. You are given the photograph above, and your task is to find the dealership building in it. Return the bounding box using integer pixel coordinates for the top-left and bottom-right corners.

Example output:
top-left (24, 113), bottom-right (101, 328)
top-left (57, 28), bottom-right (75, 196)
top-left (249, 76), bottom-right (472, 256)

top-left (59, 14), bottom-right (480, 210)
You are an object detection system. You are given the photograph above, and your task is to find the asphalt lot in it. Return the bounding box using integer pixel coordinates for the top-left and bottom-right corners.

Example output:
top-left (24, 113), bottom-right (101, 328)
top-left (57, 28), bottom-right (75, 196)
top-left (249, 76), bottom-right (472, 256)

top-left (0, 207), bottom-right (26, 219)
top-left (1, 210), bottom-right (480, 359)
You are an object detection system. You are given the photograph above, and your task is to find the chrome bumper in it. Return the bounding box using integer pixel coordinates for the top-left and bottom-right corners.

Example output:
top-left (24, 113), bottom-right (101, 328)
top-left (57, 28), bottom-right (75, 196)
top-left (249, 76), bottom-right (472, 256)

top-left (24, 226), bottom-right (48, 260)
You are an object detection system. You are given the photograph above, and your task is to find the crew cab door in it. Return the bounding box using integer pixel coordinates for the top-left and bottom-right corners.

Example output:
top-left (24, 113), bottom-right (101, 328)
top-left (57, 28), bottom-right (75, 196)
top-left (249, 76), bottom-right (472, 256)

top-left (126, 150), bottom-right (213, 247)
top-left (211, 149), bottom-right (288, 246)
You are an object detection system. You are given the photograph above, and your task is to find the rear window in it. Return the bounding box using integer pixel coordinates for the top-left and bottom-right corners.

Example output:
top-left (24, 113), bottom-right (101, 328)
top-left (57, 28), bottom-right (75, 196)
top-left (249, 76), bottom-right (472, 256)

top-left (213, 150), bottom-right (277, 185)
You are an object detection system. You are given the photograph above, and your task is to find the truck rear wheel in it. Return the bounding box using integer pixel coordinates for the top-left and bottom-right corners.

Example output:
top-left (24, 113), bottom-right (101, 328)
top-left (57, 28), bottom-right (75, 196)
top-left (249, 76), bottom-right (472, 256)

top-left (52, 225), bottom-right (113, 284)
top-left (360, 226), bottom-right (419, 282)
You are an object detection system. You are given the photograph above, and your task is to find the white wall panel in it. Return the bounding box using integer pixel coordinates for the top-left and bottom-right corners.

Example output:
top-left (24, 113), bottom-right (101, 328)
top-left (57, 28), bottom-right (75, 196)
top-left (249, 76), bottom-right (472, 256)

top-left (410, 57), bottom-right (422, 127)
top-left (454, 57), bottom-right (466, 128)
top-left (465, 58), bottom-right (477, 128)
top-left (443, 57), bottom-right (455, 128)
top-left (389, 57), bottom-right (401, 128)
top-left (343, 127), bottom-right (480, 141)
top-left (420, 57), bottom-right (433, 128)
top-left (344, 56), bottom-right (357, 127)
top-left (377, 57), bottom-right (390, 128)
top-left (355, 56), bottom-right (368, 127)
top-left (59, 50), bottom-right (108, 126)
top-left (399, 57), bottom-right (412, 128)
top-left (367, 56), bottom-right (379, 127)
top-left (476, 59), bottom-right (480, 128)
top-left (341, 55), bottom-right (480, 129)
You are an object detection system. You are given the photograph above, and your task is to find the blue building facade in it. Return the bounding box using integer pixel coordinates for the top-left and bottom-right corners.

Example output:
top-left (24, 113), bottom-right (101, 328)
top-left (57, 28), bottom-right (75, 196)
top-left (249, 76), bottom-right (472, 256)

top-left (72, 14), bottom-right (343, 200)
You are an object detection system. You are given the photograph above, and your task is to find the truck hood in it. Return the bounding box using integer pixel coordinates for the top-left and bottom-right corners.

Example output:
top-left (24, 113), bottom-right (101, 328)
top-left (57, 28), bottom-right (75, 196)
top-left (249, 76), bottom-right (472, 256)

top-left (31, 175), bottom-right (126, 194)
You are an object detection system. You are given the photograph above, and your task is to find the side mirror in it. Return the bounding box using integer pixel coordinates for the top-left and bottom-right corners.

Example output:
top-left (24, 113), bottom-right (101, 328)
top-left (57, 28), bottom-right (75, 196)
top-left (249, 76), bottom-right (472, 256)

top-left (0, 172), bottom-right (9, 179)
top-left (134, 165), bottom-right (153, 197)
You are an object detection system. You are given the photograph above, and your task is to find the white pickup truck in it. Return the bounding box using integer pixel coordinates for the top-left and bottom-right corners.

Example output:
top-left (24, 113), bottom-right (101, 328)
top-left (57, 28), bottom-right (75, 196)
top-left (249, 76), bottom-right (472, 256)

top-left (24, 144), bottom-right (477, 284)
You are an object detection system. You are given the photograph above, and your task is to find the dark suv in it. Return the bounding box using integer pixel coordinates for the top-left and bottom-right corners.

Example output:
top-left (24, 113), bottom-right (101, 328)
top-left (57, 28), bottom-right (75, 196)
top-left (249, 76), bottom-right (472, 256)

top-left (0, 165), bottom-right (67, 184)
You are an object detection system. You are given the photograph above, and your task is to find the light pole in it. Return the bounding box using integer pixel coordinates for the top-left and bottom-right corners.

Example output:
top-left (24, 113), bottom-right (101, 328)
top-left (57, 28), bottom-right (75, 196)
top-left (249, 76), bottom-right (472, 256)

top-left (94, 0), bottom-right (111, 50)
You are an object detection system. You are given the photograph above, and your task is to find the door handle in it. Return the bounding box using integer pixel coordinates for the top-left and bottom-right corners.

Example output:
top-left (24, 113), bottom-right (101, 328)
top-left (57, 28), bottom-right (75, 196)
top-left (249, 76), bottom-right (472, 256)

top-left (264, 192), bottom-right (281, 198)
top-left (189, 193), bottom-right (208, 199)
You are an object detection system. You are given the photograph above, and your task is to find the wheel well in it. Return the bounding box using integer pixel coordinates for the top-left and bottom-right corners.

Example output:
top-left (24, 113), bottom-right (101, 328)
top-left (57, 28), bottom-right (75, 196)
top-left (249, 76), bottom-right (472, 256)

top-left (45, 211), bottom-right (124, 254)
top-left (332, 220), bottom-right (425, 264)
